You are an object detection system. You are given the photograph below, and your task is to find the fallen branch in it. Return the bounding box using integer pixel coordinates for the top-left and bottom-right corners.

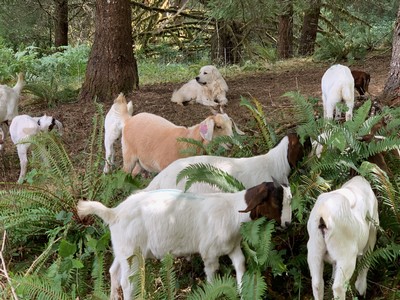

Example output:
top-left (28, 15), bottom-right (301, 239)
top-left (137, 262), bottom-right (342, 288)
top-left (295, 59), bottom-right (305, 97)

top-left (0, 230), bottom-right (18, 300)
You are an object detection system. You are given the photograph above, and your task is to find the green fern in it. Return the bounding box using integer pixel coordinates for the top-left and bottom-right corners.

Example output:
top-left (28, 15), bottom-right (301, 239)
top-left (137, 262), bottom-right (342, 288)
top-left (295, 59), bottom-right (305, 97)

top-left (176, 163), bottom-right (245, 192)
top-left (240, 96), bottom-right (277, 150)
top-left (159, 254), bottom-right (177, 300)
top-left (187, 275), bottom-right (239, 300)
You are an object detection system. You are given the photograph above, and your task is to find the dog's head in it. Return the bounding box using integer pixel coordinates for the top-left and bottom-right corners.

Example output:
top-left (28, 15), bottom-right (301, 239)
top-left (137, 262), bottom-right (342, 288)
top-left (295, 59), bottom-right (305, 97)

top-left (196, 65), bottom-right (222, 86)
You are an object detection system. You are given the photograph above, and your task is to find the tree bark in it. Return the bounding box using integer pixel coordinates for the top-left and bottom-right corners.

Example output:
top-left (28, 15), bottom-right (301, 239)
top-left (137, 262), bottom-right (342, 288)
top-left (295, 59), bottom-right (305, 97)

top-left (380, 4), bottom-right (400, 107)
top-left (211, 21), bottom-right (242, 65)
top-left (298, 0), bottom-right (321, 56)
top-left (54, 0), bottom-right (68, 47)
top-left (79, 0), bottom-right (138, 103)
top-left (277, 0), bottom-right (293, 59)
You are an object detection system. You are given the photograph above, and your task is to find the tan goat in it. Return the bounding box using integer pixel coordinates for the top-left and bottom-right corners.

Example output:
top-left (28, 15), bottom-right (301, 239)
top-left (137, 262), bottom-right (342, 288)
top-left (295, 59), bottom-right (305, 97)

top-left (114, 94), bottom-right (236, 177)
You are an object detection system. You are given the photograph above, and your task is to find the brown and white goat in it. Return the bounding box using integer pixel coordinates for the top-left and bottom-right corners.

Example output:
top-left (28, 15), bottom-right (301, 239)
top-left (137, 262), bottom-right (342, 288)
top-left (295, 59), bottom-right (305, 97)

top-left (116, 94), bottom-right (236, 177)
top-left (77, 180), bottom-right (292, 299)
top-left (145, 132), bottom-right (310, 192)
top-left (307, 176), bottom-right (379, 300)
top-left (351, 70), bottom-right (370, 96)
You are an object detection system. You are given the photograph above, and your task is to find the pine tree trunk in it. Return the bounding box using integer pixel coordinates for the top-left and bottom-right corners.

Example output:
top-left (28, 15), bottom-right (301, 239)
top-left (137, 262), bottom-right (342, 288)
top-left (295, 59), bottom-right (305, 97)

top-left (380, 4), bottom-right (400, 106)
top-left (54, 0), bottom-right (68, 47)
top-left (298, 0), bottom-right (321, 56)
top-left (211, 21), bottom-right (242, 65)
top-left (79, 0), bottom-right (139, 103)
top-left (277, 0), bottom-right (293, 59)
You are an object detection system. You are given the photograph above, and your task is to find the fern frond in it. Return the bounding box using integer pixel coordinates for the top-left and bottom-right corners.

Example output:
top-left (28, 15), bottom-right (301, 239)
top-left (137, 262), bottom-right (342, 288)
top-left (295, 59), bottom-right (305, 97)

top-left (240, 96), bottom-right (276, 149)
top-left (14, 274), bottom-right (71, 300)
top-left (187, 275), bottom-right (238, 300)
top-left (241, 270), bottom-right (267, 300)
top-left (160, 253), bottom-right (177, 300)
top-left (176, 163), bottom-right (245, 192)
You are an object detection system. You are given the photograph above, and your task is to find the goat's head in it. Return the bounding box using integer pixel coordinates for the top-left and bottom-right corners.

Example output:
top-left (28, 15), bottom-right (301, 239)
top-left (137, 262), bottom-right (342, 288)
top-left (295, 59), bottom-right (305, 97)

top-left (240, 178), bottom-right (292, 228)
top-left (37, 115), bottom-right (63, 134)
top-left (199, 113), bottom-right (234, 143)
top-left (287, 133), bottom-right (311, 169)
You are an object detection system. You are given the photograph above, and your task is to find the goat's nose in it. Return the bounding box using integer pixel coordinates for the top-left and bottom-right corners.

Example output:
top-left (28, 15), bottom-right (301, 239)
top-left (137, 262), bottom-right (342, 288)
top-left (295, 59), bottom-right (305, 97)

top-left (195, 76), bottom-right (200, 81)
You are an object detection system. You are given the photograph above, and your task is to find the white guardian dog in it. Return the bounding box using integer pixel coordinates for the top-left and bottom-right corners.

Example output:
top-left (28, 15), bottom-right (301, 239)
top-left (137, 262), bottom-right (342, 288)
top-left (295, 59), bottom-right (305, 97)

top-left (171, 65), bottom-right (228, 107)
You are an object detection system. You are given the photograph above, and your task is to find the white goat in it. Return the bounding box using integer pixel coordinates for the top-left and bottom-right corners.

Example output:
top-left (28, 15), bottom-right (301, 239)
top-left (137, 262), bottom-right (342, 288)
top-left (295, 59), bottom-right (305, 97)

top-left (116, 94), bottom-right (237, 177)
top-left (103, 93), bottom-right (133, 173)
top-left (10, 114), bottom-right (63, 183)
top-left (0, 124), bottom-right (5, 151)
top-left (77, 180), bottom-right (292, 299)
top-left (0, 73), bottom-right (25, 124)
top-left (145, 133), bottom-right (309, 192)
top-left (307, 176), bottom-right (379, 300)
top-left (321, 64), bottom-right (354, 121)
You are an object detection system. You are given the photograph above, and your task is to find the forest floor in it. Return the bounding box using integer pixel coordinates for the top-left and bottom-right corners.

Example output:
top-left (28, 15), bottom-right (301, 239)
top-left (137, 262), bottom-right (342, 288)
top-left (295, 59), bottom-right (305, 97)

top-left (0, 51), bottom-right (395, 298)
top-left (0, 51), bottom-right (391, 182)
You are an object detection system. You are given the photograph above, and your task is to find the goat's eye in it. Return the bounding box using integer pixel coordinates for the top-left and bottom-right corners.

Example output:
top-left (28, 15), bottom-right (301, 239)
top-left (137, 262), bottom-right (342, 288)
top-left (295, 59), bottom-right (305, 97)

top-left (216, 125), bottom-right (222, 129)
top-left (204, 72), bottom-right (207, 75)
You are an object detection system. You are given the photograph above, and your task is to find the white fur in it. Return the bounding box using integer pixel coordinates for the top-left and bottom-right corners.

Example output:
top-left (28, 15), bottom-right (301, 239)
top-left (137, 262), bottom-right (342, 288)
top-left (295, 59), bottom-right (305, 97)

top-left (171, 65), bottom-right (229, 107)
top-left (0, 124), bottom-right (5, 151)
top-left (145, 133), bottom-right (304, 192)
top-left (307, 176), bottom-right (379, 300)
top-left (10, 114), bottom-right (63, 183)
top-left (103, 93), bottom-right (133, 173)
top-left (77, 182), bottom-right (292, 299)
top-left (116, 94), bottom-right (236, 177)
top-left (0, 73), bottom-right (25, 124)
top-left (321, 64), bottom-right (354, 121)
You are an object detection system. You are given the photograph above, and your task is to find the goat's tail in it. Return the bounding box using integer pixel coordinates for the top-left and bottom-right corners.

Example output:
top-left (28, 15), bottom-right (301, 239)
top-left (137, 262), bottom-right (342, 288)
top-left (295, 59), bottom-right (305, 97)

top-left (77, 200), bottom-right (116, 225)
top-left (13, 73), bottom-right (25, 93)
top-left (114, 93), bottom-right (131, 122)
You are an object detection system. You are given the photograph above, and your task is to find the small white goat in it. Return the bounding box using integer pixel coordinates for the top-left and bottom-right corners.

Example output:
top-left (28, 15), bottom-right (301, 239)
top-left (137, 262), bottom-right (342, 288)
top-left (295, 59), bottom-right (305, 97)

top-left (0, 73), bottom-right (25, 124)
top-left (77, 180), bottom-right (292, 299)
top-left (116, 94), bottom-right (237, 177)
top-left (145, 133), bottom-right (309, 192)
top-left (10, 114), bottom-right (63, 183)
top-left (321, 64), bottom-right (354, 121)
top-left (103, 93), bottom-right (133, 173)
top-left (307, 176), bottom-right (379, 300)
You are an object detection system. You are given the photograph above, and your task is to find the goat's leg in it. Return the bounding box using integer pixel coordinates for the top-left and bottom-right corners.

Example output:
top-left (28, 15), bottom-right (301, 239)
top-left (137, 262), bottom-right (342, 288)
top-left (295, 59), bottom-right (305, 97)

top-left (103, 134), bottom-right (116, 173)
top-left (332, 257), bottom-right (357, 300)
top-left (355, 227), bottom-right (377, 296)
top-left (228, 244), bottom-right (246, 288)
top-left (109, 259), bottom-right (121, 300)
top-left (307, 231), bottom-right (328, 300)
top-left (119, 258), bottom-right (134, 300)
top-left (345, 103), bottom-right (353, 121)
top-left (203, 256), bottom-right (220, 283)
top-left (16, 144), bottom-right (30, 183)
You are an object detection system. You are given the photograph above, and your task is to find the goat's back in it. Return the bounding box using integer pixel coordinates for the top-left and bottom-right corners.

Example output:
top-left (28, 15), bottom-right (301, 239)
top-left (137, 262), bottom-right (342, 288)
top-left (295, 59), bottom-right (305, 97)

top-left (308, 176), bottom-right (378, 249)
top-left (321, 64), bottom-right (354, 100)
top-left (101, 190), bottom-right (244, 258)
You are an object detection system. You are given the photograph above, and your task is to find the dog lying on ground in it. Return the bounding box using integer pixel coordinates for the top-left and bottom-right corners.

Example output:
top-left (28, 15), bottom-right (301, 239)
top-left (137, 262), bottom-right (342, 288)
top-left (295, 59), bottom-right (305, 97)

top-left (171, 65), bottom-right (228, 107)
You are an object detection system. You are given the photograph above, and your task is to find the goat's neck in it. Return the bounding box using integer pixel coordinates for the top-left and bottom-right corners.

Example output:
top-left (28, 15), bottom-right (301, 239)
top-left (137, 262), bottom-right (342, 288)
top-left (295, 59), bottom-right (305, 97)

top-left (13, 78), bottom-right (25, 94)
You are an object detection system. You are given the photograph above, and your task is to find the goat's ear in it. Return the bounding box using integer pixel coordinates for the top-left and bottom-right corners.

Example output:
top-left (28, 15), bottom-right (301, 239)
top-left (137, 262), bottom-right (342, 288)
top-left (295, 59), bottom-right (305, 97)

top-left (239, 182), bottom-right (269, 214)
top-left (199, 118), bottom-right (214, 141)
top-left (231, 118), bottom-right (245, 135)
top-left (55, 120), bottom-right (63, 135)
top-left (287, 133), bottom-right (304, 168)
top-left (271, 176), bottom-right (280, 188)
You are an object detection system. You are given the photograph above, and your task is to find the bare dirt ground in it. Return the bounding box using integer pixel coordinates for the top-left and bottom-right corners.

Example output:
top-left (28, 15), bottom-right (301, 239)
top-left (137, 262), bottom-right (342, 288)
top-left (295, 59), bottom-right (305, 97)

top-left (0, 52), bottom-right (391, 182)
